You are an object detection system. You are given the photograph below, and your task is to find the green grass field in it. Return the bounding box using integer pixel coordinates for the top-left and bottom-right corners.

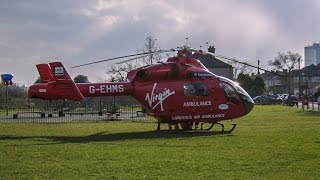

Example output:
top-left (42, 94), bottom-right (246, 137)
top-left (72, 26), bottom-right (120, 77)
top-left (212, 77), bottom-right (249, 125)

top-left (0, 106), bottom-right (319, 179)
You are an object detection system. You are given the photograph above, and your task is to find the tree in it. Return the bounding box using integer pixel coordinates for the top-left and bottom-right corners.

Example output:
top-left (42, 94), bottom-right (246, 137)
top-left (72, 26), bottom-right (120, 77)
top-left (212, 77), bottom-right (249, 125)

top-left (34, 77), bottom-right (41, 84)
top-left (252, 76), bottom-right (266, 97)
top-left (315, 85), bottom-right (320, 98)
top-left (236, 73), bottom-right (266, 97)
top-left (7, 85), bottom-right (28, 98)
top-left (139, 35), bottom-right (162, 65)
top-left (105, 35), bottom-right (162, 82)
top-left (229, 61), bottom-right (253, 79)
top-left (74, 75), bottom-right (90, 83)
top-left (237, 73), bottom-right (252, 90)
top-left (268, 51), bottom-right (301, 95)
top-left (107, 63), bottom-right (135, 82)
top-left (34, 75), bottom-right (90, 83)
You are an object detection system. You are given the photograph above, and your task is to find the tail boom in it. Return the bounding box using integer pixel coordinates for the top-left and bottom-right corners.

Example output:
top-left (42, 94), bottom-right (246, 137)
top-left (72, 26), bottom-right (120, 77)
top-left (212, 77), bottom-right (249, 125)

top-left (28, 62), bottom-right (133, 101)
top-left (76, 82), bottom-right (133, 97)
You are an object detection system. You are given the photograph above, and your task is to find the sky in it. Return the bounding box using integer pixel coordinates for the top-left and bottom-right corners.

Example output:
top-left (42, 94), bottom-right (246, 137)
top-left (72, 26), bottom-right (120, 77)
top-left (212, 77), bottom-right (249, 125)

top-left (0, 0), bottom-right (319, 86)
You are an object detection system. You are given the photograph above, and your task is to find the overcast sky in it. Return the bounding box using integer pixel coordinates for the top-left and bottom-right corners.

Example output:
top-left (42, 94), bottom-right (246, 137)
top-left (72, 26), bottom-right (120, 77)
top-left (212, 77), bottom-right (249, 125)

top-left (1, 0), bottom-right (319, 86)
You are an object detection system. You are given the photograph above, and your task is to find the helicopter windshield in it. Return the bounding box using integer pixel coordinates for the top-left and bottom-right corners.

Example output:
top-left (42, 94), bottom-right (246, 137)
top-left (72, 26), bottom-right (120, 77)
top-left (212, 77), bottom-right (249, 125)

top-left (219, 77), bottom-right (249, 96)
top-left (219, 76), bottom-right (254, 104)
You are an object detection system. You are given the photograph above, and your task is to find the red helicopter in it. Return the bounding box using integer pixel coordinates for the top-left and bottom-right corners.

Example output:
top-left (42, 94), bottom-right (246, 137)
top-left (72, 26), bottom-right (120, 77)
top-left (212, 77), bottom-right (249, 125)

top-left (28, 47), bottom-right (255, 132)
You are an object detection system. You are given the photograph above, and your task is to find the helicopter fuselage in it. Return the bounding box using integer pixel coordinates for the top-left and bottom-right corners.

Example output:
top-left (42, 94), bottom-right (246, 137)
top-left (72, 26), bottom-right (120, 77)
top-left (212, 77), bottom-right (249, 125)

top-left (29, 55), bottom-right (254, 125)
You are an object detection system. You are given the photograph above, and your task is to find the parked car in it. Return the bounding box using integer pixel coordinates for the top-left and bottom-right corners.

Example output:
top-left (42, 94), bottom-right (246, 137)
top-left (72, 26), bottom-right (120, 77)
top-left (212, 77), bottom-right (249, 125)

top-left (278, 94), bottom-right (289, 101)
top-left (283, 95), bottom-right (298, 106)
top-left (253, 95), bottom-right (282, 105)
top-left (271, 94), bottom-right (283, 101)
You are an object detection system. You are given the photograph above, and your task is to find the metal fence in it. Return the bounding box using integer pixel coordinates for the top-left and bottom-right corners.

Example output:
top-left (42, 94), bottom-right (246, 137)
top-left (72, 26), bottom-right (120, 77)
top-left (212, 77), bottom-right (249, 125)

top-left (1, 92), bottom-right (318, 123)
top-left (299, 101), bottom-right (320, 111)
top-left (0, 96), bottom-right (156, 123)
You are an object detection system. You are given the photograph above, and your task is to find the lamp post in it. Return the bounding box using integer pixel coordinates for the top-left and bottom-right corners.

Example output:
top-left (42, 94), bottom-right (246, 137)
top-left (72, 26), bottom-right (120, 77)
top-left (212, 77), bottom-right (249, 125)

top-left (5, 84), bottom-right (8, 116)
top-left (298, 58), bottom-right (301, 101)
top-left (301, 72), bottom-right (309, 109)
top-left (301, 72), bottom-right (306, 109)
top-left (1, 74), bottom-right (14, 116)
top-left (258, 60), bottom-right (260, 75)
top-left (306, 75), bottom-right (309, 109)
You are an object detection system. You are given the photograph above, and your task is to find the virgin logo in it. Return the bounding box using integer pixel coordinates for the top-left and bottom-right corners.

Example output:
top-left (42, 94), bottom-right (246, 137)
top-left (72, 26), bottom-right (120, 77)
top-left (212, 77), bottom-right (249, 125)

top-left (145, 83), bottom-right (175, 111)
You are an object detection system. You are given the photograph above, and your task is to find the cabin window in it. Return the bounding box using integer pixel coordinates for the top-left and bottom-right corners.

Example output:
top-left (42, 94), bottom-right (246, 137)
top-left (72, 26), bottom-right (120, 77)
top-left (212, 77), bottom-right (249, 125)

top-left (184, 82), bottom-right (208, 96)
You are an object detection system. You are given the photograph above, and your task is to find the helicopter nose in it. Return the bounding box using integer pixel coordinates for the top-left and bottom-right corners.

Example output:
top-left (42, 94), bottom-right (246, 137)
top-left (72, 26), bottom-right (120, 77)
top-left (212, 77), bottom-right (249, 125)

top-left (241, 94), bottom-right (254, 114)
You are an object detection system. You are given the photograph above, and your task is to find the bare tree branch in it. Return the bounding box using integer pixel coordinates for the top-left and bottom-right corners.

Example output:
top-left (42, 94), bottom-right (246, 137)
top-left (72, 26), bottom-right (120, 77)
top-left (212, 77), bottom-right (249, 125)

top-left (105, 35), bottom-right (162, 82)
top-left (268, 51), bottom-right (302, 95)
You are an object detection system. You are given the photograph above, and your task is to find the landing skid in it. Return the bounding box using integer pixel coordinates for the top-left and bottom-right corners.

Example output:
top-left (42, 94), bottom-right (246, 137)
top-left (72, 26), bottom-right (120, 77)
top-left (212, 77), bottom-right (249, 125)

top-left (157, 121), bottom-right (237, 133)
top-left (199, 122), bottom-right (237, 133)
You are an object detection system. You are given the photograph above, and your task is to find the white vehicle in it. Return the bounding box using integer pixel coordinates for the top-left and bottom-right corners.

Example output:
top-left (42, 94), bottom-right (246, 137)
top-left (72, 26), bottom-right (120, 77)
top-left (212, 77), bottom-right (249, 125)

top-left (278, 94), bottom-right (289, 101)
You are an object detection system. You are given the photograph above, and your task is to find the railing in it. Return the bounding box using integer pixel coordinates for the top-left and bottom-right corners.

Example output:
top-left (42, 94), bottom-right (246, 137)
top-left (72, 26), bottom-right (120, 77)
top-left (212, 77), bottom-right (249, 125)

top-left (1, 96), bottom-right (318, 123)
top-left (299, 101), bottom-right (320, 111)
top-left (0, 96), bottom-right (157, 123)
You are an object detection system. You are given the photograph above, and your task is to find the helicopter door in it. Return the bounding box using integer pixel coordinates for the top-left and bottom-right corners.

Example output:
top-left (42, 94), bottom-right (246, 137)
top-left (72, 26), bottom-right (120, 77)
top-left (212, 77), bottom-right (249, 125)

top-left (183, 82), bottom-right (212, 115)
top-left (183, 82), bottom-right (209, 96)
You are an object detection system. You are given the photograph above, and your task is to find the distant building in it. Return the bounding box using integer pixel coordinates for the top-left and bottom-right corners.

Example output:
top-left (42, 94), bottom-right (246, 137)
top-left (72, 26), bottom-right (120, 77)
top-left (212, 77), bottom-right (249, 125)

top-left (261, 64), bottom-right (320, 98)
top-left (304, 42), bottom-right (320, 66)
top-left (261, 71), bottom-right (287, 95)
top-left (292, 64), bottom-right (320, 97)
top-left (191, 51), bottom-right (234, 80)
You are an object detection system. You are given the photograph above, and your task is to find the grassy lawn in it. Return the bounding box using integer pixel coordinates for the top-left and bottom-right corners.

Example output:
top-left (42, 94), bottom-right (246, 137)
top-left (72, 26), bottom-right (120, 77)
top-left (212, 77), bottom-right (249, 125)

top-left (0, 105), bottom-right (319, 179)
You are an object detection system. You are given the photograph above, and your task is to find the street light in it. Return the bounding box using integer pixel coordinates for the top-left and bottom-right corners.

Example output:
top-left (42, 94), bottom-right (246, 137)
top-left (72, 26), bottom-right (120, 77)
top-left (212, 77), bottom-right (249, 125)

top-left (0, 74), bottom-right (14, 116)
top-left (301, 72), bottom-right (309, 109)
top-left (298, 58), bottom-right (301, 101)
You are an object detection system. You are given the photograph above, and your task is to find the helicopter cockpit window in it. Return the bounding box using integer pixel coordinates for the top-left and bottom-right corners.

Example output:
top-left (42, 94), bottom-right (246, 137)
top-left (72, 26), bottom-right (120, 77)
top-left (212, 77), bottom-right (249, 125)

top-left (184, 82), bottom-right (208, 96)
top-left (220, 82), bottom-right (239, 104)
top-left (219, 77), bottom-right (251, 97)
top-left (220, 82), bottom-right (236, 98)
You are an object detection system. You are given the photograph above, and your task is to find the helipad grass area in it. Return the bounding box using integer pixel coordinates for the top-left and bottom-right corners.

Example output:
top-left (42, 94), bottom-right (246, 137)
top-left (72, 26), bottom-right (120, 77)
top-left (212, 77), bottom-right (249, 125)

top-left (0, 106), bottom-right (319, 179)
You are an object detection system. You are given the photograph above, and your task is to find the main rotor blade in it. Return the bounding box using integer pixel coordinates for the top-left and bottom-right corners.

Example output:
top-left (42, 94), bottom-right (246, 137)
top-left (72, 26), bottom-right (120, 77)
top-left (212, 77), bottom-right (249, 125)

top-left (71, 49), bottom-right (174, 68)
top-left (115, 54), bottom-right (154, 65)
top-left (212, 54), bottom-right (285, 77)
top-left (115, 49), bottom-right (175, 65)
top-left (178, 48), bottom-right (284, 77)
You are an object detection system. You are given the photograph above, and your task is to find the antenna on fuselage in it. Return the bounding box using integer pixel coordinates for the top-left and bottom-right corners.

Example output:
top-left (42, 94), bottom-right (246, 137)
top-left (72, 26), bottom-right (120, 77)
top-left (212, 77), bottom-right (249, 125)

top-left (185, 37), bottom-right (189, 46)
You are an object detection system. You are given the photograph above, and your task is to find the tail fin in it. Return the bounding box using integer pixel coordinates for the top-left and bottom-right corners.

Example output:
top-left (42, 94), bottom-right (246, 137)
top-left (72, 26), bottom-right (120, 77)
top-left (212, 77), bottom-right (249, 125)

top-left (35, 62), bottom-right (84, 101)
top-left (36, 64), bottom-right (54, 82)
top-left (49, 62), bottom-right (73, 80)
